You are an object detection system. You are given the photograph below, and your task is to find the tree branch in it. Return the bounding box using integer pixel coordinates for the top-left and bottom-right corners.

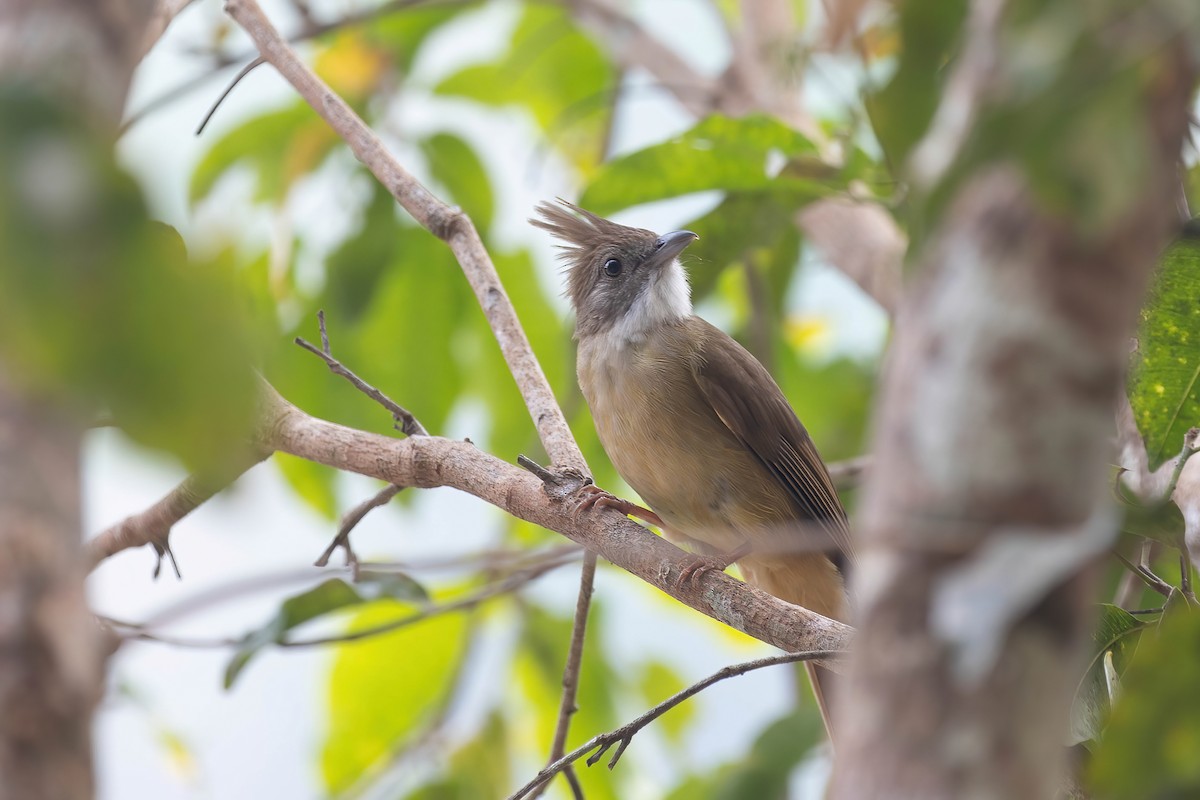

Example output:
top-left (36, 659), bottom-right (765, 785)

top-left (86, 447), bottom-right (270, 573)
top-left (253, 382), bottom-right (852, 661)
top-left (507, 648), bottom-right (845, 800)
top-left (226, 0), bottom-right (585, 474)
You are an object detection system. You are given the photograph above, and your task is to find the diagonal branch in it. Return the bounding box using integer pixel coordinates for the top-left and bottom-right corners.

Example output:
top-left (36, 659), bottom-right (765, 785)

top-left (254, 381), bottom-right (853, 661)
top-left (85, 447), bottom-right (270, 573)
top-left (226, 0), bottom-right (585, 475)
top-left (507, 648), bottom-right (845, 800)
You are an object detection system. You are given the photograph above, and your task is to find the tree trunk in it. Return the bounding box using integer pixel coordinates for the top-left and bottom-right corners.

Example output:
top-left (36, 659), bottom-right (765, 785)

top-left (831, 4), bottom-right (1197, 797)
top-left (0, 1), bottom-right (151, 797)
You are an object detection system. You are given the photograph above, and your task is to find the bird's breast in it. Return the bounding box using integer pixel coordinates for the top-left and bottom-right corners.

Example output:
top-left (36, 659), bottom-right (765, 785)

top-left (576, 328), bottom-right (791, 551)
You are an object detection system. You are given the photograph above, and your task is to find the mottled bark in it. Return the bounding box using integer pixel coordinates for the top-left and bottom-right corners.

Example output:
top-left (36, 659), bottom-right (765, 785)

top-left (831, 13), bottom-right (1197, 800)
top-left (0, 1), bottom-right (152, 797)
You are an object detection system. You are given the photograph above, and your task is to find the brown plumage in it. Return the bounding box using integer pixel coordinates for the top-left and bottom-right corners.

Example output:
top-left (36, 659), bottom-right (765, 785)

top-left (532, 199), bottom-right (852, 731)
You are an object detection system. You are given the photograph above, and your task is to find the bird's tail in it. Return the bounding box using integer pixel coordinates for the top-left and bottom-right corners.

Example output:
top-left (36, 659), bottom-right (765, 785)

top-left (738, 553), bottom-right (847, 740)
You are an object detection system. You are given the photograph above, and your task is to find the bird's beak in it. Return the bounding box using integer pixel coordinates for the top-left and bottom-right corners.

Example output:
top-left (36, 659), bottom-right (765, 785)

top-left (652, 230), bottom-right (699, 266)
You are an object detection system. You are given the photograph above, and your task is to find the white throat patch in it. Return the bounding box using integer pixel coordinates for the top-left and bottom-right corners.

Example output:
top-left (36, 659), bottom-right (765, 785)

top-left (609, 260), bottom-right (693, 346)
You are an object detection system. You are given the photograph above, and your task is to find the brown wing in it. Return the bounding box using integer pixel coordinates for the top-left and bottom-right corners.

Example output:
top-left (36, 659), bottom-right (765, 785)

top-left (689, 318), bottom-right (855, 569)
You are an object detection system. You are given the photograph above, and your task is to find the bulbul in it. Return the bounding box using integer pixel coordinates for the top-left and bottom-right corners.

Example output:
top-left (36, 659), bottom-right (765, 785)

top-left (532, 200), bottom-right (853, 731)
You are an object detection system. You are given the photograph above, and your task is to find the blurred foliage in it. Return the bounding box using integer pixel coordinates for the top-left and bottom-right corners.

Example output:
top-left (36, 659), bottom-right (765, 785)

top-left (224, 571), bottom-right (428, 688)
top-left (1129, 228), bottom-right (1200, 470)
top-left (0, 85), bottom-right (259, 473)
top-left (1089, 609), bottom-right (1200, 799)
top-left (22, 0), bottom-right (1197, 795)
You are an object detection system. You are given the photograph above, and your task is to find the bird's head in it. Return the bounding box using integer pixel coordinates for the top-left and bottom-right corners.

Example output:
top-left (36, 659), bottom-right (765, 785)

top-left (531, 199), bottom-right (697, 341)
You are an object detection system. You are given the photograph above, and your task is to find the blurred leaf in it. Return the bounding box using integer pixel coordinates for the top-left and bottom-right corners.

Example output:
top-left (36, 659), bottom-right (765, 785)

top-left (436, 4), bottom-right (614, 170)
top-left (0, 86), bottom-right (259, 473)
top-left (326, 181), bottom-right (403, 322)
top-left (349, 225), bottom-right (466, 435)
top-left (865, 0), bottom-right (967, 168)
top-left (225, 573), bottom-right (427, 687)
top-left (315, 30), bottom-right (389, 101)
top-left (682, 193), bottom-right (803, 308)
top-left (1089, 609), bottom-right (1200, 799)
top-left (663, 706), bottom-right (824, 800)
top-left (190, 101), bottom-right (336, 206)
top-left (321, 592), bottom-right (467, 793)
top-left (636, 661), bottom-right (693, 742)
top-left (1069, 604), bottom-right (1148, 745)
top-left (274, 452), bottom-right (338, 521)
top-left (580, 114), bottom-right (825, 216)
top-left (405, 712), bottom-right (510, 799)
top-left (713, 707), bottom-right (825, 800)
top-left (421, 132), bottom-right (494, 234)
top-left (1129, 230), bottom-right (1200, 471)
top-left (1118, 488), bottom-right (1187, 551)
top-left (516, 603), bottom-right (619, 800)
top-left (366, 5), bottom-right (461, 76)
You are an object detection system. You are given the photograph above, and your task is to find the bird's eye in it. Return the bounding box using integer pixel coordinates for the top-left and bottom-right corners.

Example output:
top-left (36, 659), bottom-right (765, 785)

top-left (603, 258), bottom-right (622, 277)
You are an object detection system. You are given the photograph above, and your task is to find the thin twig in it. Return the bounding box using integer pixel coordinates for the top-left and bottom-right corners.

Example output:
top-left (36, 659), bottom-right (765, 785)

top-left (315, 483), bottom-right (403, 568)
top-left (296, 311), bottom-right (428, 437)
top-left (122, 0), bottom-right (471, 134)
top-left (827, 454), bottom-right (871, 488)
top-left (1114, 552), bottom-right (1175, 598)
top-left (507, 649), bottom-right (846, 800)
top-left (225, 0), bottom-right (585, 470)
top-left (106, 547), bottom-right (578, 649)
top-left (195, 56), bottom-right (265, 135)
top-left (530, 551), bottom-right (598, 800)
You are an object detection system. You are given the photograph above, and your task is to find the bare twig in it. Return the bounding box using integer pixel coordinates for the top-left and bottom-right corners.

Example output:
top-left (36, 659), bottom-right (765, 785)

top-left (123, 0), bottom-right (472, 134)
top-left (86, 447), bottom-right (270, 573)
top-left (507, 649), bottom-right (845, 800)
top-left (195, 56), bottom-right (265, 136)
top-left (315, 483), bottom-right (403, 568)
top-left (795, 198), bottom-right (905, 316)
top-left (530, 551), bottom-right (597, 800)
top-left (296, 311), bottom-right (429, 437)
top-left (107, 546), bottom-right (578, 649)
top-left (1114, 551), bottom-right (1176, 598)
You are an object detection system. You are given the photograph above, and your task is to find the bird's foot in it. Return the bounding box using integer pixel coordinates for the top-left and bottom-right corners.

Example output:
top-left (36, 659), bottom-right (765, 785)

top-left (676, 541), bottom-right (752, 588)
top-left (575, 485), bottom-right (664, 527)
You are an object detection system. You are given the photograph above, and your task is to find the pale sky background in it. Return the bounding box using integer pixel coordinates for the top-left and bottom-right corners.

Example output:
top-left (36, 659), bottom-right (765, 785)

top-left (91, 2), bottom-right (886, 798)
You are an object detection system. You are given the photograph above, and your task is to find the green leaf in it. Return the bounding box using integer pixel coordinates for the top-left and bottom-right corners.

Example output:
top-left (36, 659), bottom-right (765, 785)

top-left (224, 573), bottom-right (427, 688)
top-left (326, 181), bottom-right (403, 322)
top-left (435, 4), bottom-right (614, 170)
top-left (1069, 604), bottom-right (1148, 745)
top-left (516, 603), bottom-right (619, 800)
top-left (404, 712), bottom-right (511, 799)
top-left (865, 0), bottom-right (967, 168)
top-left (636, 661), bottom-right (693, 742)
top-left (1129, 230), bottom-right (1200, 470)
top-left (580, 114), bottom-right (825, 216)
top-left (420, 133), bottom-right (494, 234)
top-left (681, 192), bottom-right (804, 305)
top-left (321, 594), bottom-right (468, 793)
top-left (366, 6), bottom-right (462, 76)
top-left (274, 453), bottom-right (338, 521)
top-left (1089, 609), bottom-right (1200, 798)
top-left (713, 707), bottom-right (825, 800)
top-left (189, 101), bottom-right (336, 206)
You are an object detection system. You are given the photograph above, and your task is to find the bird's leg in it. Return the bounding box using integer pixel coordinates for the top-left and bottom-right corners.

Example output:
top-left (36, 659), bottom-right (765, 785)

top-left (575, 484), bottom-right (664, 527)
top-left (677, 540), bottom-right (753, 587)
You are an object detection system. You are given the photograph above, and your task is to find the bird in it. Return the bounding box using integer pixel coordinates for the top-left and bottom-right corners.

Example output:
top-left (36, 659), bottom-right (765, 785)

top-left (531, 199), bottom-right (853, 733)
